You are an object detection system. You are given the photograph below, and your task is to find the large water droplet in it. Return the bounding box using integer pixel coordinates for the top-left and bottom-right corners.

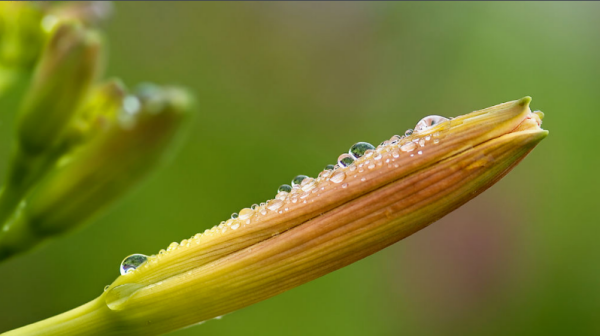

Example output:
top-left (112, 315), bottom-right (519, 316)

top-left (292, 175), bottom-right (308, 187)
top-left (231, 213), bottom-right (239, 219)
top-left (414, 115), bottom-right (449, 132)
top-left (349, 142), bottom-right (375, 159)
top-left (239, 208), bottom-right (254, 220)
top-left (278, 184), bottom-right (292, 193)
top-left (267, 199), bottom-right (284, 211)
top-left (389, 135), bottom-right (402, 144)
top-left (301, 179), bottom-right (317, 192)
top-left (300, 177), bottom-right (314, 187)
top-left (337, 154), bottom-right (355, 167)
top-left (401, 142), bottom-right (417, 152)
top-left (319, 169), bottom-right (332, 179)
top-left (120, 254), bottom-right (148, 275)
top-left (330, 171), bottom-right (346, 184)
top-left (405, 129), bottom-right (414, 136)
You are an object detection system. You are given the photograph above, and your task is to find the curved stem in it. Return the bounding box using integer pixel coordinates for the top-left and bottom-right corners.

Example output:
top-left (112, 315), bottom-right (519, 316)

top-left (1, 297), bottom-right (118, 336)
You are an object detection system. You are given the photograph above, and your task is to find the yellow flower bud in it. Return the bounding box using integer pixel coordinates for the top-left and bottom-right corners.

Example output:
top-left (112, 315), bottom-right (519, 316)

top-left (2, 97), bottom-right (547, 336)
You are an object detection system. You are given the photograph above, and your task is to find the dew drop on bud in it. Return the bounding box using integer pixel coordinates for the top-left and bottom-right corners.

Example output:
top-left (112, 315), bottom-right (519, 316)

top-left (337, 154), bottom-right (355, 167)
top-left (267, 199), bottom-right (284, 211)
top-left (300, 177), bottom-right (314, 187)
top-left (389, 135), bottom-right (402, 144)
top-left (324, 164), bottom-right (336, 170)
top-left (231, 213), bottom-right (239, 219)
top-left (330, 171), bottom-right (346, 184)
top-left (120, 254), bottom-right (148, 275)
top-left (292, 175), bottom-right (308, 187)
top-left (401, 142), bottom-right (417, 152)
top-left (239, 208), bottom-right (254, 220)
top-left (414, 115), bottom-right (449, 132)
top-left (278, 184), bottom-right (292, 193)
top-left (349, 142), bottom-right (375, 159)
top-left (319, 170), bottom-right (332, 179)
top-left (405, 129), bottom-right (413, 136)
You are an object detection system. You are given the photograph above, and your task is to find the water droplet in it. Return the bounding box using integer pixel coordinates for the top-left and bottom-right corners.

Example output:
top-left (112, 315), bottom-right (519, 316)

top-left (300, 177), bottom-right (314, 187)
top-left (419, 139), bottom-right (425, 147)
top-left (361, 177), bottom-right (366, 182)
top-left (104, 285), bottom-right (110, 292)
top-left (276, 191), bottom-right (288, 200)
top-left (342, 183), bottom-right (348, 189)
top-left (231, 213), bottom-right (239, 219)
top-left (389, 135), bottom-right (402, 144)
top-left (349, 142), bottom-right (375, 159)
top-left (401, 142), bottom-right (417, 152)
top-left (231, 223), bottom-right (240, 230)
top-left (239, 208), bottom-right (254, 220)
top-left (415, 115), bottom-right (449, 132)
top-left (120, 254), bottom-right (148, 275)
top-left (374, 153), bottom-right (382, 161)
top-left (251, 204), bottom-right (258, 210)
top-left (337, 154), bottom-right (355, 167)
top-left (433, 139), bottom-right (440, 144)
top-left (167, 242), bottom-right (179, 251)
top-left (392, 150), bottom-right (400, 158)
top-left (364, 149), bottom-right (374, 158)
top-left (319, 170), bottom-right (331, 179)
top-left (324, 164), bottom-right (336, 170)
top-left (425, 135), bottom-right (431, 141)
top-left (405, 129), bottom-right (413, 136)
top-left (418, 150), bottom-right (423, 155)
top-left (330, 171), bottom-right (346, 184)
top-left (278, 184), bottom-right (292, 193)
top-left (292, 175), bottom-right (308, 187)
top-left (301, 179), bottom-right (317, 192)
top-left (267, 199), bottom-right (284, 211)
top-left (368, 162), bottom-right (375, 169)
top-left (259, 208), bottom-right (267, 215)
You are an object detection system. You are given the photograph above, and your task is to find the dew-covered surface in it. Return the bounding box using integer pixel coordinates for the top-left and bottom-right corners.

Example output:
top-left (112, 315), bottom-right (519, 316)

top-left (108, 98), bottom-right (536, 298)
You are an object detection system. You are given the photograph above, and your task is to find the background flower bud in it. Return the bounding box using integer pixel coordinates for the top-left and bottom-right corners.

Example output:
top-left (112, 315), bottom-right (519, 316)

top-left (17, 22), bottom-right (102, 155)
top-left (0, 86), bottom-right (193, 260)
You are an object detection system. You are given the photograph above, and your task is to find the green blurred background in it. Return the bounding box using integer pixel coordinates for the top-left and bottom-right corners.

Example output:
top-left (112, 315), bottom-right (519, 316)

top-left (1, 2), bottom-right (598, 335)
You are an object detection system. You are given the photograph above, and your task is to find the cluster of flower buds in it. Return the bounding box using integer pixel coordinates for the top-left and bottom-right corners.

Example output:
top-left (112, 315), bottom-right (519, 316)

top-left (0, 4), bottom-right (193, 261)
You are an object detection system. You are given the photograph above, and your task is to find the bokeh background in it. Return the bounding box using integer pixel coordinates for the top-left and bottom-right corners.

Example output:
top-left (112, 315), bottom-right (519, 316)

top-left (1, 2), bottom-right (599, 335)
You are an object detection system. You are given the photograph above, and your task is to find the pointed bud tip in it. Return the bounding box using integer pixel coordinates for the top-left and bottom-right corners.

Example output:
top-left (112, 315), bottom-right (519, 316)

top-left (517, 96), bottom-right (532, 107)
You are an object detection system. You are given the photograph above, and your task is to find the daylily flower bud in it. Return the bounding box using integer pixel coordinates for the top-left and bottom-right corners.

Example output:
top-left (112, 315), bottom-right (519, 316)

top-left (0, 2), bottom-right (46, 70)
top-left (0, 23), bottom-right (103, 230)
top-left (0, 86), bottom-right (193, 261)
top-left (17, 22), bottom-right (102, 155)
top-left (3, 98), bottom-right (547, 336)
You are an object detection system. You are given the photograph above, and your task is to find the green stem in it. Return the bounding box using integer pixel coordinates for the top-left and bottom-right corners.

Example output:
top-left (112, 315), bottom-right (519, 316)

top-left (1, 297), bottom-right (119, 336)
top-left (0, 147), bottom-right (70, 260)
